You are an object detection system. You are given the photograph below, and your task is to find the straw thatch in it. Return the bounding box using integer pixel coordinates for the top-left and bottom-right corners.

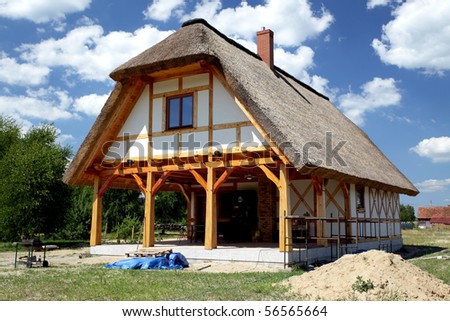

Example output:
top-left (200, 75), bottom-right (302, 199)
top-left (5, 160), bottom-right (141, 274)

top-left (64, 19), bottom-right (418, 196)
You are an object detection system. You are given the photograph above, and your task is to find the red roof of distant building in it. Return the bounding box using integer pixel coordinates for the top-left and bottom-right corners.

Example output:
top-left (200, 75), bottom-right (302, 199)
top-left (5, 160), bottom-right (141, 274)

top-left (418, 206), bottom-right (450, 225)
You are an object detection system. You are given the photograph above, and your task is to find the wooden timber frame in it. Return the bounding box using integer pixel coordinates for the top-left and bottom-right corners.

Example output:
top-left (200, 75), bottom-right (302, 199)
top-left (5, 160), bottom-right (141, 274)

top-left (86, 64), bottom-right (401, 255)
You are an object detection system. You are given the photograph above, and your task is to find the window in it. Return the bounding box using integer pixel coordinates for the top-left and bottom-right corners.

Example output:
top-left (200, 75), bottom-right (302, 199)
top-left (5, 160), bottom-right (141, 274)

top-left (355, 185), bottom-right (365, 210)
top-left (166, 94), bottom-right (193, 130)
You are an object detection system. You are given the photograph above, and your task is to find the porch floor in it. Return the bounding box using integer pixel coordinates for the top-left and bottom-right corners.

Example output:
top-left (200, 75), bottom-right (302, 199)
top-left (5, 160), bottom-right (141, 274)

top-left (90, 237), bottom-right (402, 267)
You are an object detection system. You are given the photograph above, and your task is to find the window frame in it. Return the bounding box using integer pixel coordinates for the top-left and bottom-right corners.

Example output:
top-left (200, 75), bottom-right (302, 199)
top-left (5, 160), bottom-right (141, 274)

top-left (166, 93), bottom-right (194, 130)
top-left (355, 185), bottom-right (365, 211)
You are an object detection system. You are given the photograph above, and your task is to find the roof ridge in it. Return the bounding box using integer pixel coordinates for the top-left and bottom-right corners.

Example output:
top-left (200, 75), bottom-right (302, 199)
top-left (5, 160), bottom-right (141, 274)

top-left (182, 18), bottom-right (329, 101)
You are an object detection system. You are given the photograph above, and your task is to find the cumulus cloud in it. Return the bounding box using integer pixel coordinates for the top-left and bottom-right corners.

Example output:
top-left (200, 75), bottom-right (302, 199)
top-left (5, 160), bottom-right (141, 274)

top-left (0, 0), bottom-right (91, 23)
top-left (143, 0), bottom-right (185, 22)
top-left (18, 25), bottom-right (173, 82)
top-left (372, 0), bottom-right (450, 73)
top-left (73, 93), bottom-right (109, 117)
top-left (410, 136), bottom-right (450, 163)
top-left (0, 87), bottom-right (76, 121)
top-left (415, 178), bottom-right (450, 193)
top-left (182, 0), bottom-right (334, 46)
top-left (337, 77), bottom-right (401, 126)
top-left (0, 52), bottom-right (49, 86)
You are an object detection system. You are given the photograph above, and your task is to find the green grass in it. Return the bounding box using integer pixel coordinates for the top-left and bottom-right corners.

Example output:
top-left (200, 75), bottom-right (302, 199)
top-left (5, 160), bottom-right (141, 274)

top-left (401, 228), bottom-right (450, 285)
top-left (1, 227), bottom-right (449, 300)
top-left (0, 265), bottom-right (300, 301)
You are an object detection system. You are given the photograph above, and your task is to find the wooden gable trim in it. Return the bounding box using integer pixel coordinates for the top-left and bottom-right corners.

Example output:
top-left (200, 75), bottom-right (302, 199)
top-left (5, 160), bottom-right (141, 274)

top-left (85, 79), bottom-right (147, 173)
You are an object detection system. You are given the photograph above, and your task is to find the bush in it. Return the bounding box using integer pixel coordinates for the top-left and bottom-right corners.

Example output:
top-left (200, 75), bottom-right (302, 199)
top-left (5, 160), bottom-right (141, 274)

top-left (352, 275), bottom-right (374, 293)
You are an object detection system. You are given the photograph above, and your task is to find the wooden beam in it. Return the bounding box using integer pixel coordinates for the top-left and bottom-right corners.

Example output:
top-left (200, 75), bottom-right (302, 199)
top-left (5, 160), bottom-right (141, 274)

top-left (259, 164), bottom-right (280, 188)
top-left (94, 157), bottom-right (277, 177)
top-left (143, 172), bottom-right (156, 247)
top-left (204, 166), bottom-right (217, 250)
top-left (278, 164), bottom-right (292, 252)
top-left (314, 176), bottom-right (327, 246)
top-left (151, 171), bottom-right (171, 196)
top-left (189, 169), bottom-right (207, 191)
top-left (213, 167), bottom-right (236, 193)
top-left (341, 182), bottom-right (351, 240)
top-left (98, 174), bottom-right (118, 198)
top-left (131, 173), bottom-right (147, 194)
top-left (90, 176), bottom-right (103, 246)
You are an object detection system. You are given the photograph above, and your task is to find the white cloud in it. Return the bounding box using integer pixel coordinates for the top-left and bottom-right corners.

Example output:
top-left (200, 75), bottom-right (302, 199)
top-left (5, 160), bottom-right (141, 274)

top-left (182, 0), bottom-right (334, 47)
top-left (410, 136), bottom-right (450, 163)
top-left (415, 178), bottom-right (450, 193)
top-left (0, 0), bottom-right (91, 23)
top-left (337, 77), bottom-right (401, 126)
top-left (143, 0), bottom-right (185, 22)
top-left (372, 0), bottom-right (450, 73)
top-left (73, 93), bottom-right (109, 117)
top-left (19, 25), bottom-right (174, 82)
top-left (0, 87), bottom-right (77, 121)
top-left (367, 0), bottom-right (402, 9)
top-left (0, 52), bottom-right (49, 86)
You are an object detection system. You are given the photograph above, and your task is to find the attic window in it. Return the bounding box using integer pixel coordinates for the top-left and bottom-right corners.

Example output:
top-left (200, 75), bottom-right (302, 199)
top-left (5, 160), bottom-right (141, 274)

top-left (166, 94), bottom-right (193, 130)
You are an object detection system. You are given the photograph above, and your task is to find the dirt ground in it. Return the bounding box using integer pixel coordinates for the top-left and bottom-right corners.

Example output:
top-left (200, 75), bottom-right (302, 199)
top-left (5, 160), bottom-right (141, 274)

top-left (2, 247), bottom-right (449, 300)
top-left (0, 246), bottom-right (286, 273)
top-left (283, 249), bottom-right (450, 301)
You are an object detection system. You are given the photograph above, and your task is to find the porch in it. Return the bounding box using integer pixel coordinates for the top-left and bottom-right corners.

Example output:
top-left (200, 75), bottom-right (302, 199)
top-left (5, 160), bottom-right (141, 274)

top-left (90, 237), bottom-right (403, 267)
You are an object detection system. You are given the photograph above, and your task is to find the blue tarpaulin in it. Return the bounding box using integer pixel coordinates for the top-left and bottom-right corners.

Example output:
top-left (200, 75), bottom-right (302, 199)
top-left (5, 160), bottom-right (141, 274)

top-left (104, 252), bottom-right (189, 270)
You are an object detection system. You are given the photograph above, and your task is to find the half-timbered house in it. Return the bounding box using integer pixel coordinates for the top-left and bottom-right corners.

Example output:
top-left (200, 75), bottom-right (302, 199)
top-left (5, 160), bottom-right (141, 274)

top-left (63, 19), bottom-right (418, 263)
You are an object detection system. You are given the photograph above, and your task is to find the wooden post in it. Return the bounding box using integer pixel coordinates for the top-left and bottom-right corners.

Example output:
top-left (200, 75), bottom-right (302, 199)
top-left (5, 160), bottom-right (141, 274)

top-left (315, 177), bottom-right (327, 246)
top-left (90, 176), bottom-right (103, 246)
top-left (143, 172), bottom-right (156, 247)
top-left (278, 164), bottom-right (292, 252)
top-left (205, 166), bottom-right (217, 250)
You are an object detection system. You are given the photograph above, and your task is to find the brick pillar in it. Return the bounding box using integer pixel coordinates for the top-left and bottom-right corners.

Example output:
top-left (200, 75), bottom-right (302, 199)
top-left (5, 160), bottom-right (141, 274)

top-left (257, 174), bottom-right (277, 242)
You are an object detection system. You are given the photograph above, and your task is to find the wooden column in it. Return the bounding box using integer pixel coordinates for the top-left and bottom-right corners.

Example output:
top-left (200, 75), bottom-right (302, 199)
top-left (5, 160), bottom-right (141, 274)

top-left (278, 164), bottom-right (292, 252)
top-left (143, 172), bottom-right (156, 247)
top-left (341, 182), bottom-right (352, 240)
top-left (205, 166), bottom-right (217, 250)
top-left (315, 177), bottom-right (327, 246)
top-left (90, 176), bottom-right (103, 246)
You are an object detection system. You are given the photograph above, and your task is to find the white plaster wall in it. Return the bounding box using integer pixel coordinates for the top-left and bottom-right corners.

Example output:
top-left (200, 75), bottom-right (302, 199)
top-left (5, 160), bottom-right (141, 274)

top-left (126, 138), bottom-right (149, 160)
top-left (325, 179), bottom-right (345, 218)
top-left (152, 98), bottom-right (163, 133)
top-left (119, 85), bottom-right (149, 137)
top-left (197, 90), bottom-right (209, 127)
top-left (152, 135), bottom-right (176, 157)
top-left (154, 78), bottom-right (178, 94)
top-left (183, 73), bottom-right (209, 89)
top-left (289, 180), bottom-right (314, 216)
top-left (213, 128), bottom-right (236, 151)
top-left (213, 76), bottom-right (248, 124)
top-left (240, 126), bottom-right (267, 148)
top-left (181, 131), bottom-right (209, 155)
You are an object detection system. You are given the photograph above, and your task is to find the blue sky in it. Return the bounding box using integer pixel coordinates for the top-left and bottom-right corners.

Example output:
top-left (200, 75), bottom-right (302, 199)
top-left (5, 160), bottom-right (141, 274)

top-left (0, 0), bottom-right (449, 210)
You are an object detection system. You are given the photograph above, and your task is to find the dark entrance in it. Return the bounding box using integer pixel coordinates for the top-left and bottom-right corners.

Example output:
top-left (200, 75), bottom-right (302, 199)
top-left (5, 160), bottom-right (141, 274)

top-left (218, 190), bottom-right (258, 242)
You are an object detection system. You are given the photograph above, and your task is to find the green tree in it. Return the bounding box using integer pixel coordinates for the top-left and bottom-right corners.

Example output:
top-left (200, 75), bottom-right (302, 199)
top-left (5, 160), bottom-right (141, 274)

top-left (0, 119), bottom-right (72, 241)
top-left (155, 192), bottom-right (186, 224)
top-left (400, 204), bottom-right (415, 222)
top-left (103, 189), bottom-right (144, 233)
top-left (56, 186), bottom-right (93, 240)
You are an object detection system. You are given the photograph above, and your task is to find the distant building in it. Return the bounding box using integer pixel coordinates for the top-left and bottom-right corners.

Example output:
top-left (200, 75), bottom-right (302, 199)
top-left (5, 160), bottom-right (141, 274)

top-left (418, 206), bottom-right (450, 228)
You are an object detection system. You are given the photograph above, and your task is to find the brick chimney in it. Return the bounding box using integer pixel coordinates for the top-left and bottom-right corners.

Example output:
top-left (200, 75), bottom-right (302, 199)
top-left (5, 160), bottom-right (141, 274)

top-left (257, 28), bottom-right (274, 69)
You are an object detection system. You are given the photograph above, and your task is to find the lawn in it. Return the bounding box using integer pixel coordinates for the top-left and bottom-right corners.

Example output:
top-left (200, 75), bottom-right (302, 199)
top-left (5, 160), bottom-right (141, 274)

top-left (0, 265), bottom-right (299, 301)
top-left (1, 227), bottom-right (448, 300)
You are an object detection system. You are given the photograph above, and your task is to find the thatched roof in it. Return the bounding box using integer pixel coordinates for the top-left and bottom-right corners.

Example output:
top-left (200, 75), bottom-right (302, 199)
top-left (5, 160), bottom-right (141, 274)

top-left (64, 19), bottom-right (418, 196)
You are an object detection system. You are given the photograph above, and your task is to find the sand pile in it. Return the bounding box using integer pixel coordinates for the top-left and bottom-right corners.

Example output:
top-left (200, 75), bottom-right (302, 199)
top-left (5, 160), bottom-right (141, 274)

top-left (284, 250), bottom-right (450, 301)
